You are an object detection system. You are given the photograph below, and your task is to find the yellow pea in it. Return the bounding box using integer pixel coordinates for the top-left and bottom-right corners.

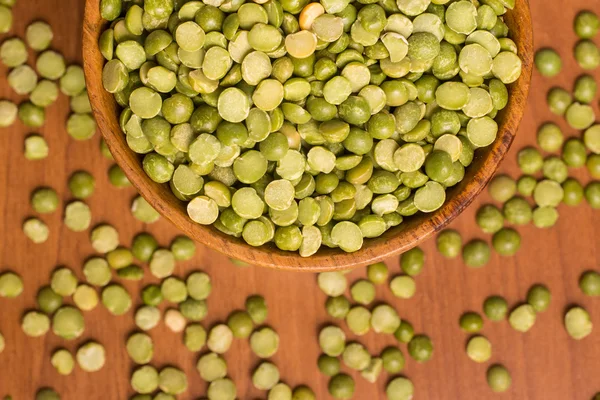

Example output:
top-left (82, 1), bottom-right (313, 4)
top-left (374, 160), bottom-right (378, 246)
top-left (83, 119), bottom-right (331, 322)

top-left (285, 30), bottom-right (318, 59)
top-left (280, 122), bottom-right (302, 150)
top-left (299, 3), bottom-right (325, 30)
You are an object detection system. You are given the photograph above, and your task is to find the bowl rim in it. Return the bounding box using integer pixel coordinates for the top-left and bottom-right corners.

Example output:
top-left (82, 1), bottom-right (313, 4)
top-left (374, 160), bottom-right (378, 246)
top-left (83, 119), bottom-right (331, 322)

top-left (82, 0), bottom-right (533, 272)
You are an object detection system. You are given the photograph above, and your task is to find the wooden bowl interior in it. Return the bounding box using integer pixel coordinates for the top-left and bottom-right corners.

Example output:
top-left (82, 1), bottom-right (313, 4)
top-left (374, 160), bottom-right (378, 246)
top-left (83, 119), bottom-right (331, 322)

top-left (82, 0), bottom-right (533, 272)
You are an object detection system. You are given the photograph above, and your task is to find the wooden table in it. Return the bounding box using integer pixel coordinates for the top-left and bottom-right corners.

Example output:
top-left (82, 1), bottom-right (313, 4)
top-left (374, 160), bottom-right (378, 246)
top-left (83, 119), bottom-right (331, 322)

top-left (1, 0), bottom-right (600, 399)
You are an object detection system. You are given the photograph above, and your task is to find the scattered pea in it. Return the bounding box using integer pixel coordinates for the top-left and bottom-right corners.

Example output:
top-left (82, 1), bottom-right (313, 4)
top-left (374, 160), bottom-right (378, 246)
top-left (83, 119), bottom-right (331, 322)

top-left (492, 228), bottom-right (521, 256)
top-left (246, 295), bottom-right (268, 324)
top-left (328, 374), bottom-right (354, 400)
top-left (36, 389), bottom-right (61, 400)
top-left (164, 309), bottom-right (186, 333)
top-left (526, 284), bottom-right (551, 312)
top-left (350, 279), bottom-right (375, 305)
top-left (135, 306), bottom-right (161, 331)
top-left (52, 306), bottom-right (85, 339)
top-left (462, 239), bottom-right (490, 268)
top-left (483, 295), bottom-right (508, 321)
top-left (23, 218), bottom-right (49, 243)
top-left (127, 332), bottom-right (154, 364)
top-left (326, 295), bottom-right (350, 319)
top-left (565, 306), bottom-right (593, 340)
top-left (390, 275), bottom-right (416, 299)
top-left (460, 312), bottom-right (483, 333)
top-left (76, 342), bottom-right (106, 372)
top-left (407, 334), bottom-right (433, 362)
top-left (24, 135), bottom-right (49, 160)
top-left (37, 286), bottom-right (62, 314)
top-left (0, 271), bottom-right (23, 298)
top-left (318, 354), bottom-right (340, 377)
top-left (466, 335), bottom-right (492, 363)
top-left (476, 204), bottom-right (504, 234)
top-left (386, 377), bottom-right (413, 400)
top-left (580, 271), bottom-right (600, 296)
top-left (400, 247), bottom-right (424, 276)
top-left (366, 262), bottom-right (388, 284)
top-left (487, 365), bottom-right (511, 393)
top-left (381, 346), bottom-right (405, 374)
top-left (537, 123), bottom-right (563, 153)
top-left (534, 48), bottom-right (562, 77)
top-left (436, 229), bottom-right (462, 258)
top-left (207, 324), bottom-right (233, 354)
top-left (394, 321), bottom-right (414, 344)
top-left (22, 311), bottom-right (50, 337)
top-left (488, 174), bottom-right (516, 203)
top-left (575, 11), bottom-right (600, 39)
top-left (101, 284), bottom-right (132, 315)
top-left (68, 171), bottom-right (95, 199)
top-left (108, 164), bottom-right (131, 187)
top-left (508, 304), bottom-right (536, 333)
top-left (227, 310), bottom-right (254, 339)
top-left (50, 349), bottom-right (74, 376)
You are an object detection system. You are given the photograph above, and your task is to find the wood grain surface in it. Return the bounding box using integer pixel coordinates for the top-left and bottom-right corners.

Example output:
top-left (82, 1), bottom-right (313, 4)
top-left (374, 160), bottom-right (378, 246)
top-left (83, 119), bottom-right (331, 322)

top-left (82, 0), bottom-right (533, 271)
top-left (1, 0), bottom-right (600, 399)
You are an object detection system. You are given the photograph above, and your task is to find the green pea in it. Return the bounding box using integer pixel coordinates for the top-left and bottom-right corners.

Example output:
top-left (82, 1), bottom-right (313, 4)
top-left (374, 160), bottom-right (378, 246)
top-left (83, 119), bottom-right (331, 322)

top-left (574, 74), bottom-right (597, 104)
top-left (509, 304), bottom-right (536, 332)
top-left (227, 310), bottom-right (254, 338)
top-left (537, 123), bottom-right (563, 152)
top-left (534, 48), bottom-right (562, 77)
top-left (564, 306), bottom-right (593, 340)
top-left (575, 10), bottom-right (600, 39)
top-left (488, 174), bottom-right (517, 202)
top-left (526, 284), bottom-right (551, 312)
top-left (460, 312), bottom-right (483, 333)
top-left (487, 365), bottom-right (511, 393)
top-left (575, 39), bottom-right (600, 70)
top-left (52, 306), bottom-right (85, 339)
top-left (476, 204), bottom-right (504, 234)
top-left (328, 374), bottom-right (354, 399)
top-left (100, 0), bottom-right (122, 21)
top-left (400, 246), bottom-right (424, 276)
top-left (517, 175), bottom-right (537, 197)
top-left (462, 239), bottom-right (490, 268)
top-left (483, 295), bottom-right (508, 321)
top-left (517, 147), bottom-right (543, 175)
top-left (246, 295), bottom-right (268, 324)
top-left (492, 228), bottom-right (521, 256)
top-left (436, 229), bottom-right (462, 258)
top-left (562, 178), bottom-right (584, 206)
top-left (503, 196), bottom-right (532, 225)
top-left (318, 354), bottom-right (341, 377)
top-left (51, 349), bottom-right (75, 376)
top-left (407, 334), bottom-right (433, 362)
top-left (350, 279), bottom-right (375, 305)
top-left (68, 171), bottom-right (95, 199)
top-left (466, 335), bottom-right (492, 363)
top-left (36, 389), bottom-right (61, 400)
top-left (31, 187), bottom-right (59, 214)
top-left (366, 262), bottom-right (388, 284)
top-left (586, 181), bottom-right (600, 208)
top-left (326, 295), bottom-right (350, 319)
top-left (580, 271), bottom-right (600, 296)
top-left (547, 87), bottom-right (572, 116)
top-left (394, 321), bottom-right (414, 344)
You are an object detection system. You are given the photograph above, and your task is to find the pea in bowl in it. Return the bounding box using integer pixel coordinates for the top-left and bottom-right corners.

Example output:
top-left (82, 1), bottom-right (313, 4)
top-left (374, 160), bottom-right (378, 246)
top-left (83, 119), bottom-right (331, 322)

top-left (83, 0), bottom-right (533, 271)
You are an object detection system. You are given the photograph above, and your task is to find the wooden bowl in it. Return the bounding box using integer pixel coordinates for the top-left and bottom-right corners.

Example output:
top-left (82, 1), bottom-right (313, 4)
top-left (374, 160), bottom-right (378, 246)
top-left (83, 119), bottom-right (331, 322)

top-left (82, 0), bottom-right (533, 272)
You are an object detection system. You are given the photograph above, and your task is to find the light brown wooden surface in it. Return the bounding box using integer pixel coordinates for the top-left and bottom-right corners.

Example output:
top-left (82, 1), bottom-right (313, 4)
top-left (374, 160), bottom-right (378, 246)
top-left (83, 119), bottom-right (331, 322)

top-left (1, 0), bottom-right (600, 399)
top-left (82, 0), bottom-right (533, 271)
